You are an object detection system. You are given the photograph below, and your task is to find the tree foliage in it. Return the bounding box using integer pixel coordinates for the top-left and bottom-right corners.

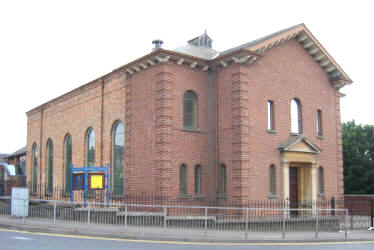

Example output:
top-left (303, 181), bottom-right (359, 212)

top-left (342, 120), bottom-right (374, 194)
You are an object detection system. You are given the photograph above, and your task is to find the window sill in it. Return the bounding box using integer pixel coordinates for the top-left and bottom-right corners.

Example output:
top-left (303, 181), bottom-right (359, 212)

top-left (192, 194), bottom-right (205, 199)
top-left (291, 132), bottom-right (303, 136)
top-left (111, 194), bottom-right (125, 200)
top-left (217, 194), bottom-right (227, 199)
top-left (182, 127), bottom-right (201, 132)
top-left (316, 135), bottom-right (324, 140)
top-left (267, 129), bottom-right (277, 134)
top-left (318, 193), bottom-right (326, 198)
top-left (268, 194), bottom-right (279, 199)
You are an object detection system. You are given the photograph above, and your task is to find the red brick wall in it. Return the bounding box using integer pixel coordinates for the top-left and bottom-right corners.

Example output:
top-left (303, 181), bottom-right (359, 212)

top-left (230, 39), bottom-right (342, 200)
top-left (26, 38), bottom-right (344, 202)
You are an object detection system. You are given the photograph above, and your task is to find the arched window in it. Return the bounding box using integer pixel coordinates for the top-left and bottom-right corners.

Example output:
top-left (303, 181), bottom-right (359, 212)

top-left (267, 101), bottom-right (275, 130)
top-left (64, 134), bottom-right (72, 193)
top-left (112, 121), bottom-right (124, 195)
top-left (291, 98), bottom-right (302, 133)
top-left (46, 139), bottom-right (53, 194)
top-left (316, 110), bottom-right (323, 136)
top-left (319, 167), bottom-right (324, 194)
top-left (194, 165), bottom-right (202, 195)
top-left (32, 143), bottom-right (38, 193)
top-left (269, 165), bottom-right (276, 196)
top-left (179, 164), bottom-right (187, 195)
top-left (85, 128), bottom-right (95, 167)
top-left (219, 164), bottom-right (227, 195)
top-left (183, 90), bottom-right (197, 129)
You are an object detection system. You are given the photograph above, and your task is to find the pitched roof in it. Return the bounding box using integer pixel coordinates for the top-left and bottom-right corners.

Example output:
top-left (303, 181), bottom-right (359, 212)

top-left (6, 146), bottom-right (26, 158)
top-left (0, 154), bottom-right (9, 164)
top-left (172, 44), bottom-right (219, 60)
top-left (221, 24), bottom-right (302, 56)
top-left (222, 23), bottom-right (352, 85)
top-left (278, 135), bottom-right (321, 153)
top-left (26, 24), bottom-right (352, 115)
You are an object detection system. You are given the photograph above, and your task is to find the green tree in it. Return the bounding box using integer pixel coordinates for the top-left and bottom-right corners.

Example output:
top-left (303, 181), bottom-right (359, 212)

top-left (342, 120), bottom-right (374, 194)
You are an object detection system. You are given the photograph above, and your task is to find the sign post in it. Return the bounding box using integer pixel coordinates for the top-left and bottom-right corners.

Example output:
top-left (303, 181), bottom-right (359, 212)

top-left (11, 187), bottom-right (29, 217)
top-left (70, 164), bottom-right (110, 207)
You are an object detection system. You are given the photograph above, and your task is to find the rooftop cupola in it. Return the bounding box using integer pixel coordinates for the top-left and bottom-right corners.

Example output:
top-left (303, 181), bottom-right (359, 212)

top-left (187, 31), bottom-right (213, 48)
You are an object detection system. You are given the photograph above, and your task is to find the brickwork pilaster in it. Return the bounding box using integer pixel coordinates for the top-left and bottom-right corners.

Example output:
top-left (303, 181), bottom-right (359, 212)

top-left (154, 64), bottom-right (174, 198)
top-left (231, 66), bottom-right (250, 201)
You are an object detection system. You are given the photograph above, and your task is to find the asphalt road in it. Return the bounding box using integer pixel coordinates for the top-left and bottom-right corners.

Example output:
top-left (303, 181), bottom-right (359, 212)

top-left (0, 229), bottom-right (374, 250)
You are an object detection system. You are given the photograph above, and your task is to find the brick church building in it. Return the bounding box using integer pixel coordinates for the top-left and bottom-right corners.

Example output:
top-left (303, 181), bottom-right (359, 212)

top-left (26, 24), bottom-right (352, 205)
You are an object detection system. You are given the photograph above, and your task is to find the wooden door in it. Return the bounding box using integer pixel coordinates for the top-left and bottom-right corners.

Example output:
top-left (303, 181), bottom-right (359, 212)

top-left (289, 167), bottom-right (298, 216)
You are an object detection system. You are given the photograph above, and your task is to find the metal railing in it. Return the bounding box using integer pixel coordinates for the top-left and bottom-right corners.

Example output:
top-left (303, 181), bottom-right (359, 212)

top-left (0, 198), bottom-right (349, 240)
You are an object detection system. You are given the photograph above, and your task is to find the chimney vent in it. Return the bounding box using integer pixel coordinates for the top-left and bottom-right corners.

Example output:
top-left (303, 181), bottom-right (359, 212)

top-left (152, 39), bottom-right (163, 50)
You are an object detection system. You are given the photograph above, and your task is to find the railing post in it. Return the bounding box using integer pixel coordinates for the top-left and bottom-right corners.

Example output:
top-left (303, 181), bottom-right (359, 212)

top-left (87, 203), bottom-right (90, 227)
top-left (245, 208), bottom-right (249, 239)
top-left (124, 205), bottom-right (128, 230)
top-left (204, 207), bottom-right (208, 236)
top-left (370, 199), bottom-right (374, 228)
top-left (315, 208), bottom-right (319, 238)
top-left (163, 206), bottom-right (167, 231)
top-left (23, 199), bottom-right (26, 225)
top-left (53, 200), bottom-right (57, 224)
top-left (282, 208), bottom-right (286, 240)
top-left (331, 197), bottom-right (335, 216)
top-left (345, 209), bottom-right (348, 239)
top-left (350, 198), bottom-right (353, 230)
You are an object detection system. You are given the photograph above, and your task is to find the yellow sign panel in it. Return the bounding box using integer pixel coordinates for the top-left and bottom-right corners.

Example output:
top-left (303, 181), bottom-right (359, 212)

top-left (90, 174), bottom-right (104, 189)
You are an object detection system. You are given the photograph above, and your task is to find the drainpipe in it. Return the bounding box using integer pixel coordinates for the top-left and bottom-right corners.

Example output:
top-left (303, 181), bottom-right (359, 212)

top-left (100, 78), bottom-right (104, 167)
top-left (39, 106), bottom-right (44, 194)
top-left (214, 70), bottom-right (219, 199)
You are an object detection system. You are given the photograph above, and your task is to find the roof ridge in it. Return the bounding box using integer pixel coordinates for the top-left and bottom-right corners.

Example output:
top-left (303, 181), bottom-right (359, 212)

top-left (221, 23), bottom-right (304, 55)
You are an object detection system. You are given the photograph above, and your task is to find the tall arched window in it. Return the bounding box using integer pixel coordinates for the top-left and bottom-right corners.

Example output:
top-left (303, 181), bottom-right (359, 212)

top-left (194, 165), bottom-right (202, 195)
top-left (183, 90), bottom-right (197, 129)
top-left (112, 121), bottom-right (124, 195)
top-left (32, 143), bottom-right (38, 193)
top-left (219, 164), bottom-right (227, 195)
top-left (319, 166), bottom-right (324, 194)
top-left (64, 134), bottom-right (72, 193)
top-left (179, 164), bottom-right (187, 195)
top-left (291, 98), bottom-right (302, 133)
top-left (85, 128), bottom-right (95, 167)
top-left (46, 139), bottom-right (53, 194)
top-left (269, 165), bottom-right (276, 196)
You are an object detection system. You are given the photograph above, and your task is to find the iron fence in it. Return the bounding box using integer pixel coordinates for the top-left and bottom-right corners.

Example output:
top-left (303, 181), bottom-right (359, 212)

top-left (0, 197), bottom-right (350, 240)
top-left (18, 183), bottom-right (374, 230)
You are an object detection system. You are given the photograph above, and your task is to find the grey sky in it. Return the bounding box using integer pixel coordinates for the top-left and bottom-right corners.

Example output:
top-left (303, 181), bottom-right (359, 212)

top-left (0, 0), bottom-right (372, 153)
